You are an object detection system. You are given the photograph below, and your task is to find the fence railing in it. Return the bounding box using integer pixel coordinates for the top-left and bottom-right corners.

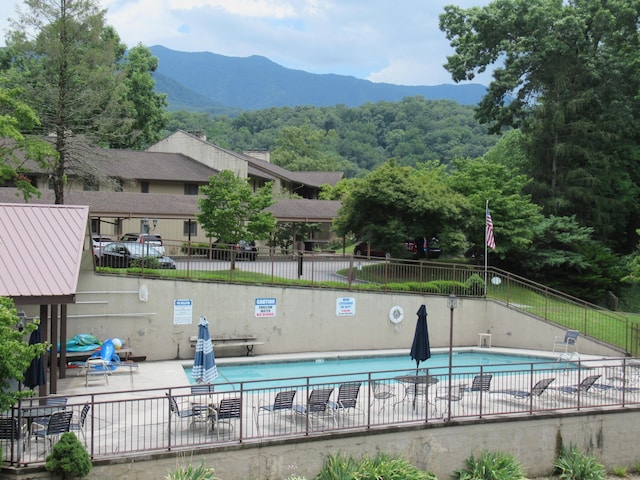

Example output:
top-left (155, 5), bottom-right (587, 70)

top-left (3, 357), bottom-right (640, 468)
top-left (95, 240), bottom-right (637, 355)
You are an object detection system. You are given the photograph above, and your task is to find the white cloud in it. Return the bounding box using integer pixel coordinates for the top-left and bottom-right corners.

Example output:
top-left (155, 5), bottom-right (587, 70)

top-left (0, 0), bottom-right (493, 86)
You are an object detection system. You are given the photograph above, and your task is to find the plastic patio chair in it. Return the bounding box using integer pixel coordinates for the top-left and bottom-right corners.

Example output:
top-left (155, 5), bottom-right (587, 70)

top-left (553, 330), bottom-right (579, 353)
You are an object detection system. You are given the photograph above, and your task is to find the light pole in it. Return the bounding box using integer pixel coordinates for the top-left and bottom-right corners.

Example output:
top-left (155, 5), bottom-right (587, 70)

top-left (446, 294), bottom-right (457, 422)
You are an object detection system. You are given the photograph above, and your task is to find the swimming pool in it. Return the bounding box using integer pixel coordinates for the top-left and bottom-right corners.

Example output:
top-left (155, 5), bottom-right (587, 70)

top-left (184, 351), bottom-right (569, 391)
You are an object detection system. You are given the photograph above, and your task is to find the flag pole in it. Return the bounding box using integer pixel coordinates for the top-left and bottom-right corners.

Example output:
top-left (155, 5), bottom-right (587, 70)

top-left (484, 200), bottom-right (488, 296)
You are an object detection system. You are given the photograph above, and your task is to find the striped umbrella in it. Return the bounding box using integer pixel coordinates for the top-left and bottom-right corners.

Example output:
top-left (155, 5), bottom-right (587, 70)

top-left (192, 316), bottom-right (218, 384)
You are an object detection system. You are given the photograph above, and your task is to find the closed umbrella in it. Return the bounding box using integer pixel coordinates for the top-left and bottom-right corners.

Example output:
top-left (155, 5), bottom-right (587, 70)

top-left (410, 304), bottom-right (431, 370)
top-left (24, 323), bottom-right (46, 389)
top-left (409, 305), bottom-right (431, 409)
top-left (192, 316), bottom-right (218, 384)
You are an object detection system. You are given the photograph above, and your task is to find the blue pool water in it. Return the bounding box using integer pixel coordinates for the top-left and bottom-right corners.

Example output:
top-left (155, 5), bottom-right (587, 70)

top-left (184, 351), bottom-right (568, 391)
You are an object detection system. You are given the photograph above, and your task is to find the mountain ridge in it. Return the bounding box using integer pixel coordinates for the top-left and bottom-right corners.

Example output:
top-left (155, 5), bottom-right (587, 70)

top-left (150, 45), bottom-right (487, 112)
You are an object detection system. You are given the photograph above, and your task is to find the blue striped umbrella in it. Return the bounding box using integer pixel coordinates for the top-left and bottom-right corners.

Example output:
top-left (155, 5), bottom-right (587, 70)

top-left (192, 316), bottom-right (218, 384)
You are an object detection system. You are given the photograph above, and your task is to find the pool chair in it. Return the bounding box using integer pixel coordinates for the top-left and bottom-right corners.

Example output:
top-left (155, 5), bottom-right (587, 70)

top-left (553, 330), bottom-right (579, 353)
top-left (370, 381), bottom-right (396, 415)
top-left (211, 397), bottom-right (242, 440)
top-left (328, 382), bottom-right (362, 424)
top-left (30, 410), bottom-right (73, 455)
top-left (464, 374), bottom-right (493, 411)
top-left (292, 388), bottom-right (335, 428)
top-left (434, 383), bottom-right (467, 419)
top-left (551, 374), bottom-right (601, 400)
top-left (255, 390), bottom-right (296, 434)
top-left (69, 403), bottom-right (91, 446)
top-left (490, 377), bottom-right (555, 404)
top-left (166, 393), bottom-right (208, 431)
top-left (0, 417), bottom-right (26, 456)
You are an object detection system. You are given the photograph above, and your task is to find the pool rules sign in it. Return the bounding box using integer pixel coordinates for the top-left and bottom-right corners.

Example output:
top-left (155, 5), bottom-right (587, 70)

top-left (255, 298), bottom-right (276, 317)
top-left (336, 297), bottom-right (355, 316)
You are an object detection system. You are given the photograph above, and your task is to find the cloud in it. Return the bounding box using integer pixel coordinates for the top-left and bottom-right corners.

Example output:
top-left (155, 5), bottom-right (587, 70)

top-left (0, 0), bottom-right (492, 86)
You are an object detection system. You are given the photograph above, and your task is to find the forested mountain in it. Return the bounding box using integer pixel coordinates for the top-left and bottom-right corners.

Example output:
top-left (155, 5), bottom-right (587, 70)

top-left (164, 96), bottom-right (499, 177)
top-left (150, 46), bottom-right (488, 113)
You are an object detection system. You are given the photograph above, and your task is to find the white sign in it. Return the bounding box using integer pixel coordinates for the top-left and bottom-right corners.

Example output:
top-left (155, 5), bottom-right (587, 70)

top-left (255, 298), bottom-right (276, 317)
top-left (336, 297), bottom-right (356, 316)
top-left (173, 299), bottom-right (193, 325)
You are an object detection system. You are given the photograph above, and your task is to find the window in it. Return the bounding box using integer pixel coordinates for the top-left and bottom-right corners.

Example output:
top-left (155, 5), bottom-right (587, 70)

top-left (184, 221), bottom-right (197, 236)
top-left (140, 181), bottom-right (149, 193)
top-left (184, 183), bottom-right (199, 195)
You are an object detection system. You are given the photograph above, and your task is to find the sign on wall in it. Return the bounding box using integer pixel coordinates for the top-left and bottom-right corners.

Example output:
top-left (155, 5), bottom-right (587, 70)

top-left (255, 298), bottom-right (276, 317)
top-left (336, 297), bottom-right (356, 316)
top-left (173, 299), bottom-right (193, 325)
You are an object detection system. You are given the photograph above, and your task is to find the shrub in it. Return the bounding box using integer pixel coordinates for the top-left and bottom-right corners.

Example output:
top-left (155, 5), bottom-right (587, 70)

top-left (45, 432), bottom-right (92, 479)
top-left (315, 452), bottom-right (435, 480)
top-left (166, 458), bottom-right (218, 480)
top-left (130, 256), bottom-right (161, 269)
top-left (612, 466), bottom-right (628, 477)
top-left (554, 445), bottom-right (605, 480)
top-left (454, 451), bottom-right (524, 480)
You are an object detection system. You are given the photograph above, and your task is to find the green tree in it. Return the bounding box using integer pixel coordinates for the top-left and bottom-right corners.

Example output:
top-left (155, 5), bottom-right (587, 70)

top-left (4, 0), bottom-right (143, 203)
top-left (99, 43), bottom-right (168, 149)
top-left (0, 80), bottom-right (57, 200)
top-left (197, 170), bottom-right (277, 247)
top-left (439, 0), bottom-right (640, 252)
top-left (334, 159), bottom-right (467, 256)
top-left (0, 297), bottom-right (48, 413)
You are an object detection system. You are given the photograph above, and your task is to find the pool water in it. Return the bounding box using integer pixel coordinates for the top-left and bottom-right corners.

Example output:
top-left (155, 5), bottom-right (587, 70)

top-left (184, 352), bottom-right (567, 391)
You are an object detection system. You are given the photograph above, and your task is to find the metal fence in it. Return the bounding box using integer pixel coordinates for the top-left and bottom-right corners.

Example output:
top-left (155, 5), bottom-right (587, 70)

top-left (3, 357), bottom-right (639, 468)
top-left (95, 240), bottom-right (637, 355)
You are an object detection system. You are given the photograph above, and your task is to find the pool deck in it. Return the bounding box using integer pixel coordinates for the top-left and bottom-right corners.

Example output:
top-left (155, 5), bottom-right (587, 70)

top-left (54, 346), bottom-right (615, 398)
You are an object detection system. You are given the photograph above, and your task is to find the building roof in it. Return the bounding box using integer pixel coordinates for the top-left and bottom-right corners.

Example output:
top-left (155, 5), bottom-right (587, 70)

top-left (0, 189), bottom-right (342, 223)
top-left (0, 203), bottom-right (88, 305)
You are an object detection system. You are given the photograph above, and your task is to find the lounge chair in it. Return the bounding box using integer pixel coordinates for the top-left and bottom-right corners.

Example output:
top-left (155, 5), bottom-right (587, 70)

top-left (552, 374), bottom-right (601, 397)
top-left (491, 377), bottom-right (555, 402)
top-left (255, 390), bottom-right (296, 434)
top-left (211, 397), bottom-right (242, 440)
top-left (292, 388), bottom-right (335, 427)
top-left (328, 382), bottom-right (362, 424)
top-left (553, 330), bottom-right (579, 353)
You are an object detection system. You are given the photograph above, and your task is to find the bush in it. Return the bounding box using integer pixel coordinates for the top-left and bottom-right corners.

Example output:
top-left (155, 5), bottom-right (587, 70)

top-left (166, 458), bottom-right (218, 480)
top-left (554, 445), bottom-right (606, 480)
top-left (45, 432), bottom-right (92, 479)
top-left (454, 451), bottom-right (525, 480)
top-left (130, 256), bottom-right (161, 269)
top-left (315, 452), bottom-right (435, 480)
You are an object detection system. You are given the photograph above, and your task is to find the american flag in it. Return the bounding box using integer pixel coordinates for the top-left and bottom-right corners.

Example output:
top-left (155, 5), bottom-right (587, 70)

top-left (486, 207), bottom-right (496, 250)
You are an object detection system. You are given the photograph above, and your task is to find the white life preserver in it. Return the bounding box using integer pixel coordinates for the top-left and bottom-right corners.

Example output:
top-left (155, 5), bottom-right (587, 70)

top-left (389, 306), bottom-right (404, 324)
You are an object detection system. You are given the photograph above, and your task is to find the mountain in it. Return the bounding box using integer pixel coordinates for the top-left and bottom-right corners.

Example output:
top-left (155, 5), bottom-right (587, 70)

top-left (150, 46), bottom-right (487, 112)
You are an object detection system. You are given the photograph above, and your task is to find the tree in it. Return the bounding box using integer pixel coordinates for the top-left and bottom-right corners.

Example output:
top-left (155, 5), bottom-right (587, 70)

top-left (98, 43), bottom-right (168, 149)
top-left (0, 297), bottom-right (48, 413)
top-left (333, 159), bottom-right (467, 256)
top-left (0, 80), bottom-right (57, 200)
top-left (197, 170), bottom-right (277, 247)
top-left (4, 0), bottom-right (165, 203)
top-left (439, 0), bottom-right (640, 252)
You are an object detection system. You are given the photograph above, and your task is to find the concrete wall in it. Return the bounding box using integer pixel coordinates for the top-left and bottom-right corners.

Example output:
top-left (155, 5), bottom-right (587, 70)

top-left (82, 408), bottom-right (640, 480)
top-left (19, 253), bottom-right (621, 361)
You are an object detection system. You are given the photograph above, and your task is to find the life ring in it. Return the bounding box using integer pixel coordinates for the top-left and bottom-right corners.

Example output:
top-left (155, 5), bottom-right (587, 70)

top-left (389, 306), bottom-right (404, 324)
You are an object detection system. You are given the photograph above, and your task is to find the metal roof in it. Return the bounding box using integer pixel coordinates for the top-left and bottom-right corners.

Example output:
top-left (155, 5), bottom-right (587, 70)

top-left (0, 203), bottom-right (88, 304)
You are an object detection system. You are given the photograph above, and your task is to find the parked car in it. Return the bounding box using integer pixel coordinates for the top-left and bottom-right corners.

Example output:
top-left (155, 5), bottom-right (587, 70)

top-left (91, 235), bottom-right (113, 256)
top-left (96, 242), bottom-right (176, 269)
top-left (406, 237), bottom-right (442, 259)
top-left (120, 233), bottom-right (165, 256)
top-left (213, 240), bottom-right (258, 261)
top-left (353, 242), bottom-right (389, 258)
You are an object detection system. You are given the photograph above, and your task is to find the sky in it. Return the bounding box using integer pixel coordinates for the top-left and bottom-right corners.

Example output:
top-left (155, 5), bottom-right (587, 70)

top-left (0, 0), bottom-right (493, 86)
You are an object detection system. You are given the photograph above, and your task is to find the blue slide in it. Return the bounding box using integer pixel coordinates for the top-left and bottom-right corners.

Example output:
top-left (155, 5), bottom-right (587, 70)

top-left (88, 339), bottom-right (120, 370)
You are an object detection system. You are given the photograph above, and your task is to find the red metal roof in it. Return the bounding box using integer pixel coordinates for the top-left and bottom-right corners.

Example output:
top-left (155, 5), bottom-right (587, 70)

top-left (0, 203), bottom-right (88, 304)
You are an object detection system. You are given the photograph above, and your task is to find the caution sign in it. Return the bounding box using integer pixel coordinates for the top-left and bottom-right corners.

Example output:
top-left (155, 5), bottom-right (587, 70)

top-left (255, 298), bottom-right (276, 317)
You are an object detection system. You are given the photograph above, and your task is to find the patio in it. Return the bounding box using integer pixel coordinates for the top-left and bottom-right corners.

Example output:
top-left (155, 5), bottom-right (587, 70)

top-left (3, 349), bottom-right (640, 469)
